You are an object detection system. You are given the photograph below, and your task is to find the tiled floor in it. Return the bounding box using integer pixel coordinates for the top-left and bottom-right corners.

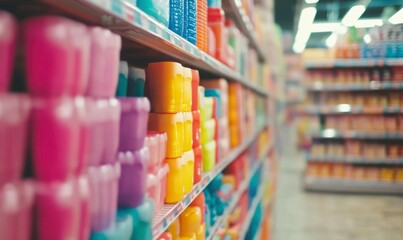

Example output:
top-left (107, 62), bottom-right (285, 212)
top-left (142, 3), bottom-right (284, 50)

top-left (272, 152), bottom-right (403, 240)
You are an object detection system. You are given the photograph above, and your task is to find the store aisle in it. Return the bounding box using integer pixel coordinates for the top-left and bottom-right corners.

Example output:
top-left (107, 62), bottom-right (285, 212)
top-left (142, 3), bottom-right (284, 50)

top-left (272, 151), bottom-right (403, 240)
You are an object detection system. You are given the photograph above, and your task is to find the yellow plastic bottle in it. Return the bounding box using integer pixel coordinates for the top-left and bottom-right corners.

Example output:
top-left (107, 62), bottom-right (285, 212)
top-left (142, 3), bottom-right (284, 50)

top-left (201, 118), bottom-right (216, 145)
top-left (145, 62), bottom-right (184, 113)
top-left (202, 140), bottom-right (216, 172)
top-left (179, 207), bottom-right (201, 238)
top-left (183, 150), bottom-right (195, 194)
top-left (183, 111), bottom-right (193, 152)
top-left (182, 68), bottom-right (192, 112)
top-left (165, 156), bottom-right (185, 203)
top-left (149, 112), bottom-right (184, 158)
top-left (167, 218), bottom-right (180, 240)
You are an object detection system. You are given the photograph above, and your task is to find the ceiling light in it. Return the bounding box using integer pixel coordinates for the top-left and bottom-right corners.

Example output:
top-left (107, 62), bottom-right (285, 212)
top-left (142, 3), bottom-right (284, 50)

top-left (389, 8), bottom-right (403, 25)
top-left (295, 30), bottom-right (311, 44)
top-left (293, 41), bottom-right (306, 53)
top-left (326, 33), bottom-right (338, 48)
top-left (298, 7), bottom-right (317, 29)
top-left (305, 0), bottom-right (319, 3)
top-left (310, 22), bottom-right (344, 32)
top-left (363, 34), bottom-right (371, 44)
top-left (354, 19), bottom-right (383, 28)
top-left (341, 5), bottom-right (366, 26)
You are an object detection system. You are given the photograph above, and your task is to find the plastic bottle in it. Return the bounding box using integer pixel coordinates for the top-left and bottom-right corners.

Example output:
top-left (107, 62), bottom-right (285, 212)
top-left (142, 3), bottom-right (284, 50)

top-left (0, 11), bottom-right (17, 92)
top-left (183, 0), bottom-right (197, 44)
top-left (116, 61), bottom-right (129, 97)
top-left (127, 67), bottom-right (146, 97)
top-left (169, 0), bottom-right (184, 36)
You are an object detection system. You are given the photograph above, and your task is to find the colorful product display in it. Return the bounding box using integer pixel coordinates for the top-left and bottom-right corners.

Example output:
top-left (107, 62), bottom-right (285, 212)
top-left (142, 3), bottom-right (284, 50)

top-left (0, 0), bottom-right (274, 237)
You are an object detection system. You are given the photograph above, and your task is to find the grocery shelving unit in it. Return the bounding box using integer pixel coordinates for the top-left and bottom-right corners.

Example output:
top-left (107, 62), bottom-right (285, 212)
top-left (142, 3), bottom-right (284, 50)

top-left (21, 0), bottom-right (269, 97)
top-left (301, 58), bottom-right (403, 195)
top-left (3, 0), bottom-right (276, 238)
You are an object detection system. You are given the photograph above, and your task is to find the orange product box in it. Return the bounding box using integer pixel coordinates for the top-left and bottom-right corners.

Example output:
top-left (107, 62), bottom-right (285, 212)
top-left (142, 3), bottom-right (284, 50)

top-left (387, 145), bottom-right (400, 158)
top-left (365, 167), bottom-right (379, 181)
top-left (395, 168), bottom-right (403, 182)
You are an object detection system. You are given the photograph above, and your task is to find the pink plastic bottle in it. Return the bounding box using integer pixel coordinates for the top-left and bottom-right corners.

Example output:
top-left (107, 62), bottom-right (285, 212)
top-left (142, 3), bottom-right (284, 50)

top-left (75, 97), bottom-right (90, 174)
top-left (86, 27), bottom-right (122, 97)
top-left (23, 16), bottom-right (75, 97)
top-left (68, 21), bottom-right (90, 95)
top-left (31, 97), bottom-right (79, 181)
top-left (88, 163), bottom-right (121, 231)
top-left (86, 99), bottom-right (106, 167)
top-left (36, 179), bottom-right (80, 240)
top-left (78, 176), bottom-right (90, 240)
top-left (0, 94), bottom-right (31, 185)
top-left (0, 181), bottom-right (34, 240)
top-left (0, 11), bottom-right (17, 92)
top-left (101, 98), bottom-right (121, 164)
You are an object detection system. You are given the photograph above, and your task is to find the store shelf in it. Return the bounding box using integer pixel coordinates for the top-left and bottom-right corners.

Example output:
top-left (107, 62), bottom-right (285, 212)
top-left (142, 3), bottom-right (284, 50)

top-left (312, 129), bottom-right (403, 139)
top-left (304, 177), bottom-right (403, 195)
top-left (305, 58), bottom-right (403, 69)
top-left (206, 143), bottom-right (271, 240)
top-left (238, 178), bottom-right (266, 239)
top-left (222, 0), bottom-right (266, 62)
top-left (31, 0), bottom-right (269, 97)
top-left (152, 124), bottom-right (268, 239)
top-left (309, 155), bottom-right (403, 165)
top-left (297, 105), bottom-right (403, 115)
top-left (307, 81), bottom-right (403, 92)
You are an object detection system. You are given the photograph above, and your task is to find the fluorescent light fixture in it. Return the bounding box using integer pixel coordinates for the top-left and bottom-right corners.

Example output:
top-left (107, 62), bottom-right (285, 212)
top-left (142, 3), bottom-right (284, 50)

top-left (355, 19), bottom-right (383, 28)
top-left (310, 22), bottom-right (344, 32)
top-left (389, 8), bottom-right (403, 25)
top-left (305, 0), bottom-right (319, 3)
top-left (341, 5), bottom-right (366, 26)
top-left (363, 34), bottom-right (371, 44)
top-left (298, 7), bottom-right (317, 29)
top-left (295, 30), bottom-right (311, 44)
top-left (326, 33), bottom-right (338, 48)
top-left (293, 41), bottom-right (306, 53)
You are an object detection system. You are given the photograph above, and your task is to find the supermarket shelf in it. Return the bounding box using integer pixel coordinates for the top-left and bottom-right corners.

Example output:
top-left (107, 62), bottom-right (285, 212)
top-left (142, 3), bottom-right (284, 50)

top-left (312, 129), bottom-right (403, 139)
top-left (305, 58), bottom-right (403, 69)
top-left (32, 0), bottom-right (269, 97)
top-left (222, 0), bottom-right (266, 62)
top-left (297, 105), bottom-right (403, 115)
top-left (206, 144), bottom-right (272, 240)
top-left (304, 177), bottom-right (403, 195)
top-left (307, 81), bottom-right (403, 92)
top-left (152, 124), bottom-right (268, 239)
top-left (238, 178), bottom-right (266, 239)
top-left (309, 155), bottom-right (403, 165)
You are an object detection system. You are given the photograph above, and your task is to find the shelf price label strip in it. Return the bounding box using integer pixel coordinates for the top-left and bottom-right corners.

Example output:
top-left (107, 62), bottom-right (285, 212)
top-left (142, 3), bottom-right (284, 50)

top-left (304, 177), bottom-right (403, 195)
top-left (308, 155), bottom-right (403, 165)
top-left (152, 124), bottom-right (268, 239)
top-left (305, 59), bottom-right (403, 69)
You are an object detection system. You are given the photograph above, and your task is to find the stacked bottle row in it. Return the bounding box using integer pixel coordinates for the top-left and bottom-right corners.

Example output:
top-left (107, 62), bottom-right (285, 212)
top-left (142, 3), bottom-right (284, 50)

top-left (117, 0), bottom-right (264, 84)
top-left (156, 130), bottom-right (270, 240)
top-left (310, 140), bottom-right (403, 159)
top-left (334, 24), bottom-right (403, 59)
top-left (323, 115), bottom-right (403, 132)
top-left (306, 163), bottom-right (403, 182)
top-left (306, 67), bottom-right (403, 85)
top-left (307, 92), bottom-right (403, 107)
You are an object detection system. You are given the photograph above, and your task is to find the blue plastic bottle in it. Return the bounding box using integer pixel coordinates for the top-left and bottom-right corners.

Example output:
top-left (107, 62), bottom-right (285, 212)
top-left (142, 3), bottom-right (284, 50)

top-left (169, 0), bottom-right (184, 36)
top-left (137, 0), bottom-right (170, 27)
top-left (183, 0), bottom-right (197, 44)
top-left (90, 214), bottom-right (134, 240)
top-left (127, 67), bottom-right (145, 97)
